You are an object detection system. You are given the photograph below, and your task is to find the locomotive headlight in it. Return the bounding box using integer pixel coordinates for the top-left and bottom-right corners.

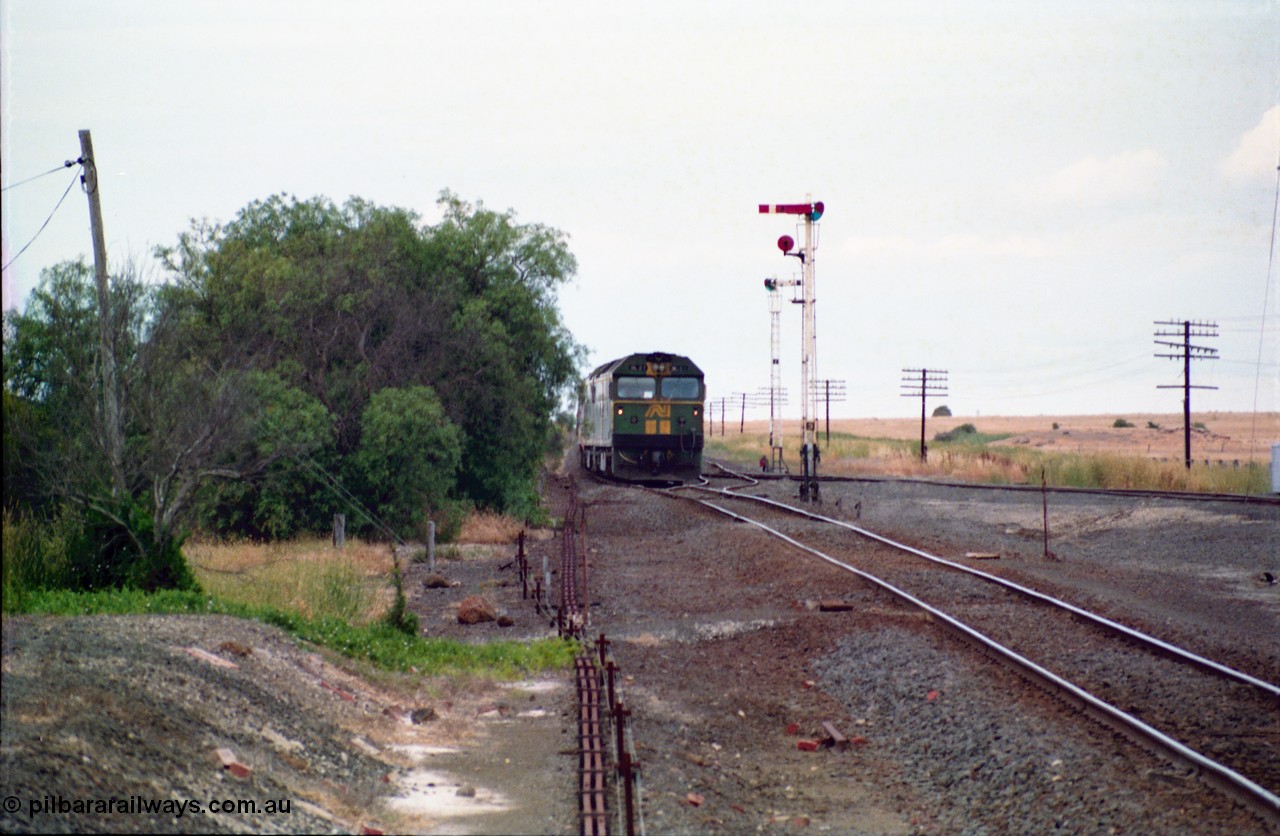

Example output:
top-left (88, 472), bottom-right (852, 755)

top-left (616, 407), bottom-right (624, 416)
top-left (692, 408), bottom-right (700, 416)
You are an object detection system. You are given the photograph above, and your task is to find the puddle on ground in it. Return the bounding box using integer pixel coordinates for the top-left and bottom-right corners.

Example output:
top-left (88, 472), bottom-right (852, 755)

top-left (385, 769), bottom-right (512, 817)
top-left (381, 676), bottom-right (567, 827)
top-left (387, 743), bottom-right (459, 759)
top-left (621, 619), bottom-right (778, 647)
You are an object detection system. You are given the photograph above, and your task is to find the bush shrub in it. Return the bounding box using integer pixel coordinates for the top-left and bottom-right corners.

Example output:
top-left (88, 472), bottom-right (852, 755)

top-left (934, 423), bottom-right (977, 442)
top-left (67, 501), bottom-right (198, 593)
top-left (1112, 418), bottom-right (1135, 428)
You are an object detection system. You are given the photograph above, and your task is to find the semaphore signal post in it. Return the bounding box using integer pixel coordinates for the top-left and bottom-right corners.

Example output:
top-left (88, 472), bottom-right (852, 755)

top-left (760, 198), bottom-right (824, 500)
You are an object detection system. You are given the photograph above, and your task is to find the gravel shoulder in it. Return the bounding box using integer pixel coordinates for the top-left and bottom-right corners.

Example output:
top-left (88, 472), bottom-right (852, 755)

top-left (0, 611), bottom-right (575, 835)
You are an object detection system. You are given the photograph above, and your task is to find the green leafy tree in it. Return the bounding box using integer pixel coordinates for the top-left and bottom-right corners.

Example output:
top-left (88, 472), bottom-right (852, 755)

top-left (425, 193), bottom-right (583, 512)
top-left (3, 261), bottom-right (193, 589)
top-left (347, 386), bottom-right (463, 538)
top-left (189, 372), bottom-right (337, 539)
top-left (3, 260), bottom-right (331, 589)
top-left (157, 191), bottom-right (583, 525)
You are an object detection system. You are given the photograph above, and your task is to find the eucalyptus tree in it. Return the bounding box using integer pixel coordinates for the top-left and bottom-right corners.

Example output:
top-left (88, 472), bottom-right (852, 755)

top-left (3, 260), bottom-right (328, 588)
top-left (158, 190), bottom-right (583, 533)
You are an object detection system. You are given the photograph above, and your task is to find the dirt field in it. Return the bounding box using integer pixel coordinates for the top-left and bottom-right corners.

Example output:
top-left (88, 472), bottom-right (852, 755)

top-left (743, 411), bottom-right (1280, 463)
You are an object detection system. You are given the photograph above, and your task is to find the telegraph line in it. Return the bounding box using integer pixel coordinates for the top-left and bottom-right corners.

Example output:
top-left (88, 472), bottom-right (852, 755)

top-left (1, 167), bottom-right (81, 273)
top-left (1251, 157), bottom-right (1280, 451)
top-left (1154, 319), bottom-right (1218, 470)
top-left (900, 368), bottom-right (948, 462)
top-left (1, 157), bottom-right (81, 192)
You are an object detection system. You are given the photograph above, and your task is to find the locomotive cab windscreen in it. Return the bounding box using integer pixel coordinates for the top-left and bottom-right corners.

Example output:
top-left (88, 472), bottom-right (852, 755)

top-left (616, 377), bottom-right (656, 399)
top-left (660, 377), bottom-right (701, 399)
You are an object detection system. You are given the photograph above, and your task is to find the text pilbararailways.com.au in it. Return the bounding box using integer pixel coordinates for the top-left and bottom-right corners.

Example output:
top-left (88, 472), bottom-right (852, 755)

top-left (4, 794), bottom-right (293, 821)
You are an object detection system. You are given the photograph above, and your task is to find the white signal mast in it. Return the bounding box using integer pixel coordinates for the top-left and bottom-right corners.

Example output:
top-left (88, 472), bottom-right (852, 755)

top-left (759, 197), bottom-right (824, 500)
top-left (763, 274), bottom-right (795, 473)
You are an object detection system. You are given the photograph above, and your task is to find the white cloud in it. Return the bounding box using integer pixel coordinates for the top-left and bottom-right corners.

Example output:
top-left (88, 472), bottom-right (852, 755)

top-left (1219, 105), bottom-right (1279, 182)
top-left (1031, 150), bottom-right (1170, 205)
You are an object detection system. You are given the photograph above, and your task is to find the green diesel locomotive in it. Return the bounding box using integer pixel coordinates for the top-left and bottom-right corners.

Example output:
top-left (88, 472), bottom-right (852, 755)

top-left (577, 351), bottom-right (705, 481)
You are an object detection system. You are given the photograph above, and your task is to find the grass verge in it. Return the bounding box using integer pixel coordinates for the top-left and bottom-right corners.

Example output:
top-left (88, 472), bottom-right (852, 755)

top-left (11, 585), bottom-right (576, 677)
top-left (707, 431), bottom-right (1271, 495)
top-left (4, 516), bottom-right (575, 678)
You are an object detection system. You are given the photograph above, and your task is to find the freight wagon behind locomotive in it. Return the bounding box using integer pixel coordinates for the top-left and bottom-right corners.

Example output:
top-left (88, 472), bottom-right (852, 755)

top-left (578, 352), bottom-right (705, 482)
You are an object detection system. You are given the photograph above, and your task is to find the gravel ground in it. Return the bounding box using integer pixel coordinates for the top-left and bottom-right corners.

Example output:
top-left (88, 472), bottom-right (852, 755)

top-left (2, 462), bottom-right (1276, 834)
top-left (0, 613), bottom-right (575, 835)
top-left (796, 476), bottom-right (1280, 682)
top-left (568, 464), bottom-right (1278, 834)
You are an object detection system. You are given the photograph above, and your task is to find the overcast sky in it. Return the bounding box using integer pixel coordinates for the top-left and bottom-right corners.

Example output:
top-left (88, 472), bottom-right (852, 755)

top-left (3, 1), bottom-right (1277, 420)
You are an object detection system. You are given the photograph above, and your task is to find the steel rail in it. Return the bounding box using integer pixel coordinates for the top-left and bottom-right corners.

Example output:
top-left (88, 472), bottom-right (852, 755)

top-left (680, 494), bottom-right (1280, 825)
top-left (687, 483), bottom-right (1280, 700)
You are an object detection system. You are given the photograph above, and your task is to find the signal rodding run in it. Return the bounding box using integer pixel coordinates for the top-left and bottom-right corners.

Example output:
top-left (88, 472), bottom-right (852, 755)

top-left (556, 479), bottom-right (643, 836)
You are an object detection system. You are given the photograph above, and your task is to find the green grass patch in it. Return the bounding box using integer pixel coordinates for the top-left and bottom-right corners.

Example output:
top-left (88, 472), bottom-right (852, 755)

top-left (5, 519), bottom-right (575, 678)
top-left (1037, 453), bottom-right (1269, 494)
top-left (12, 585), bottom-right (577, 677)
top-left (932, 424), bottom-right (1016, 446)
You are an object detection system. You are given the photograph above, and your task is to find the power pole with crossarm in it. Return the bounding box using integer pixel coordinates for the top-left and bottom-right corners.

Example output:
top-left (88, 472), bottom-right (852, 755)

top-left (1154, 320), bottom-right (1218, 470)
top-left (901, 368), bottom-right (949, 463)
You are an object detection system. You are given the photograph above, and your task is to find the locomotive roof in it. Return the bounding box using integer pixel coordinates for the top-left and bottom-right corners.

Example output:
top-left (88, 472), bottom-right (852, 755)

top-left (587, 352), bottom-right (703, 380)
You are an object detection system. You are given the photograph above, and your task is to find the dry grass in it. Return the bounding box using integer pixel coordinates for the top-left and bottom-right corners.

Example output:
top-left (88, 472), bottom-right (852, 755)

top-left (186, 510), bottom-right (535, 622)
top-left (457, 510), bottom-right (526, 544)
top-left (186, 537), bottom-right (395, 624)
top-left (816, 412), bottom-right (1279, 462)
top-left (709, 412), bottom-right (1275, 495)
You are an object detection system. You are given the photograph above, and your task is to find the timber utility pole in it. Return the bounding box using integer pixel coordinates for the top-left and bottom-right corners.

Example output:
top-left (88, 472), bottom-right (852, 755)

top-left (760, 198), bottom-right (824, 501)
top-left (900, 368), bottom-right (948, 463)
top-left (1154, 320), bottom-right (1218, 469)
top-left (813, 379), bottom-right (846, 445)
top-left (79, 129), bottom-right (125, 496)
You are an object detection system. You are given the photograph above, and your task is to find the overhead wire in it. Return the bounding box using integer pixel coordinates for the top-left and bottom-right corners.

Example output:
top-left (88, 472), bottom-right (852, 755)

top-left (1, 166), bottom-right (83, 274)
top-left (1250, 154), bottom-right (1280, 449)
top-left (959, 354), bottom-right (1165, 400)
top-left (0, 157), bottom-right (81, 192)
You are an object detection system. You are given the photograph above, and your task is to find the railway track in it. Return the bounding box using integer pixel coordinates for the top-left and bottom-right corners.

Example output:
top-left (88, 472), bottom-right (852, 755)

top-left (554, 478), bottom-right (644, 836)
top-left (727, 468), bottom-right (1280, 507)
top-left (667, 471), bottom-right (1280, 826)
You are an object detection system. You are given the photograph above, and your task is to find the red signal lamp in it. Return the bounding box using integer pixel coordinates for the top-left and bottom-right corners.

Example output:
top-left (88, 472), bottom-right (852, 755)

top-left (777, 235), bottom-right (795, 253)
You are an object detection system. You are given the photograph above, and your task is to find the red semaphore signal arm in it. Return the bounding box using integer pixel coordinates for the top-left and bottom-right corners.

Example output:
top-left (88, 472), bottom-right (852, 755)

top-left (759, 201), bottom-right (824, 220)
